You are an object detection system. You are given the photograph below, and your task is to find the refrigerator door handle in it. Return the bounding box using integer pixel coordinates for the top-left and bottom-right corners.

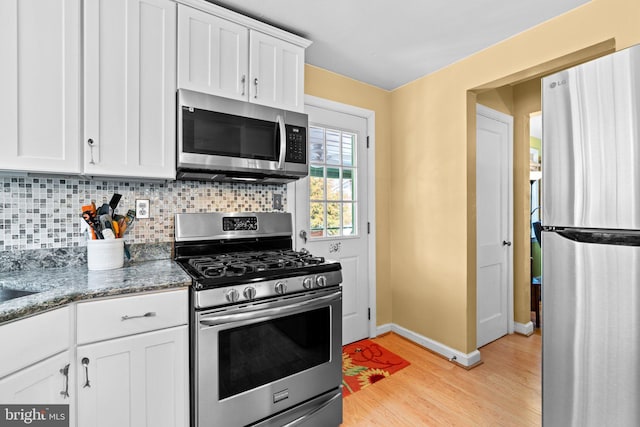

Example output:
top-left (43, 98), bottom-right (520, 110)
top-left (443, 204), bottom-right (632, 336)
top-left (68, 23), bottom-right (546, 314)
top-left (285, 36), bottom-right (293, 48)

top-left (557, 229), bottom-right (640, 246)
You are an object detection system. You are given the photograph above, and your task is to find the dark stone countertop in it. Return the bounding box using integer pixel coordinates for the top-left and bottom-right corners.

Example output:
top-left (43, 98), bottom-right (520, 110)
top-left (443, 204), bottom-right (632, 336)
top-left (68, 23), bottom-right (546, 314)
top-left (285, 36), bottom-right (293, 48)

top-left (0, 259), bottom-right (191, 324)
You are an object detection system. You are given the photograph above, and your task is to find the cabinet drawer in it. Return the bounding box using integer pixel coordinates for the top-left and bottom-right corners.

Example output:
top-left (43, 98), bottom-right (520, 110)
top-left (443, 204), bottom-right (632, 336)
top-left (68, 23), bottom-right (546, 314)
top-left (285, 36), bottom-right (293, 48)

top-left (77, 290), bottom-right (188, 345)
top-left (0, 307), bottom-right (71, 378)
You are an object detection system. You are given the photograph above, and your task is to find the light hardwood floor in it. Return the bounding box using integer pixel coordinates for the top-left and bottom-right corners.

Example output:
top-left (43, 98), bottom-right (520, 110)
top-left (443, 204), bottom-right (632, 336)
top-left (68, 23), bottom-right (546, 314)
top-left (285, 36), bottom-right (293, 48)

top-left (342, 331), bottom-right (541, 426)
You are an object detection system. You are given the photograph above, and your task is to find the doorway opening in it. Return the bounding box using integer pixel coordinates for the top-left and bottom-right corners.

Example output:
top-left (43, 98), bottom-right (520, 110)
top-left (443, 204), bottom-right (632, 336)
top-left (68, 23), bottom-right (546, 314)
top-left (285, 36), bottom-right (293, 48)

top-left (529, 112), bottom-right (542, 329)
top-left (469, 39), bottom-right (616, 350)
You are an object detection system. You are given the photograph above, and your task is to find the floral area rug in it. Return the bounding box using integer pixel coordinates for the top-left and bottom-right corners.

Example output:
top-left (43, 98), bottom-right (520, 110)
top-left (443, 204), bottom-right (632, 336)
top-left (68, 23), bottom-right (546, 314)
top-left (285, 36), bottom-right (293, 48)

top-left (342, 339), bottom-right (410, 397)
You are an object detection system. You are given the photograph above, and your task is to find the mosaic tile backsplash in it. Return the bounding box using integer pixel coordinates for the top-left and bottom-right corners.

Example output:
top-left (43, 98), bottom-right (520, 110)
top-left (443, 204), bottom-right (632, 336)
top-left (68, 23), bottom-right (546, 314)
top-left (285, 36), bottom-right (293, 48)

top-left (0, 175), bottom-right (286, 252)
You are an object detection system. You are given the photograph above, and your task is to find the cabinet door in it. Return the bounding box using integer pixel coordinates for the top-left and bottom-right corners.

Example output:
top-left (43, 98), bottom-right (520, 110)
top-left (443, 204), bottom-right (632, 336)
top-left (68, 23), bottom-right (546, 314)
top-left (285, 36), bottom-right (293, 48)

top-left (0, 352), bottom-right (72, 405)
top-left (76, 326), bottom-right (188, 427)
top-left (178, 5), bottom-right (249, 101)
top-left (84, 0), bottom-right (176, 179)
top-left (249, 30), bottom-right (305, 112)
top-left (0, 0), bottom-right (81, 174)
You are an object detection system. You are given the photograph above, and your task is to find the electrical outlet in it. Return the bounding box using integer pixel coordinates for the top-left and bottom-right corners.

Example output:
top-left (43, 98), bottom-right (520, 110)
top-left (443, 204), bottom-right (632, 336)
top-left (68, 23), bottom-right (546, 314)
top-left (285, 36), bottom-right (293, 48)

top-left (273, 194), bottom-right (282, 210)
top-left (136, 199), bottom-right (150, 219)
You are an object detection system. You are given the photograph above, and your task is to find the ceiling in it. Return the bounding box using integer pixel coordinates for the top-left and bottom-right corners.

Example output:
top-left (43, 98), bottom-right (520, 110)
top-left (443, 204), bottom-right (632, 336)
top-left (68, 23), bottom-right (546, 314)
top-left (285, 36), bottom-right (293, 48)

top-left (207, 0), bottom-right (590, 90)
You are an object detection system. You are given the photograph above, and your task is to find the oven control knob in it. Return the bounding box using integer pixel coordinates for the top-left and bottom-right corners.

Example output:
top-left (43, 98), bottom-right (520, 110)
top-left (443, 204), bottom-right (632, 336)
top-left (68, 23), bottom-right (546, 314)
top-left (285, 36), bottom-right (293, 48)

top-left (225, 289), bottom-right (240, 303)
top-left (302, 277), bottom-right (314, 289)
top-left (243, 287), bottom-right (256, 300)
top-left (274, 281), bottom-right (287, 295)
top-left (316, 275), bottom-right (327, 287)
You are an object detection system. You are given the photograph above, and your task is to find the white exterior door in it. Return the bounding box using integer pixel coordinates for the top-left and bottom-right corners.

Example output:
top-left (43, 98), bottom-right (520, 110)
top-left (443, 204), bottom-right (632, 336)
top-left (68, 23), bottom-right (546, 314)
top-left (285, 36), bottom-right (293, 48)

top-left (295, 103), bottom-right (370, 345)
top-left (476, 105), bottom-right (513, 348)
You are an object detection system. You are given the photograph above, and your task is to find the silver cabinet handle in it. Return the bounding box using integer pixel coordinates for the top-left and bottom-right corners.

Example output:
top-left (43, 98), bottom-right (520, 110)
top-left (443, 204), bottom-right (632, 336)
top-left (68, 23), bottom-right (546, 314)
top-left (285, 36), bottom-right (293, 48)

top-left (87, 139), bottom-right (96, 165)
top-left (81, 357), bottom-right (91, 388)
top-left (502, 240), bottom-right (512, 246)
top-left (299, 229), bottom-right (307, 244)
top-left (121, 311), bottom-right (156, 321)
top-left (241, 74), bottom-right (246, 96)
top-left (254, 77), bottom-right (259, 98)
top-left (59, 364), bottom-right (70, 398)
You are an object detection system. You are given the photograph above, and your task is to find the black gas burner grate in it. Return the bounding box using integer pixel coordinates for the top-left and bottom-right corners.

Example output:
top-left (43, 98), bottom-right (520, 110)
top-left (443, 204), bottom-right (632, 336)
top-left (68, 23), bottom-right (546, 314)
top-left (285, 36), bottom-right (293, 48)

top-left (186, 250), bottom-right (326, 280)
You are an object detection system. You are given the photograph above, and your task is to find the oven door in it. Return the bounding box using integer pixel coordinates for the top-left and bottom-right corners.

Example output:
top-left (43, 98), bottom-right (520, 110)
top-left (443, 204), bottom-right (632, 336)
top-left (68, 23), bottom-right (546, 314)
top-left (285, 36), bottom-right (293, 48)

top-left (194, 288), bottom-right (342, 427)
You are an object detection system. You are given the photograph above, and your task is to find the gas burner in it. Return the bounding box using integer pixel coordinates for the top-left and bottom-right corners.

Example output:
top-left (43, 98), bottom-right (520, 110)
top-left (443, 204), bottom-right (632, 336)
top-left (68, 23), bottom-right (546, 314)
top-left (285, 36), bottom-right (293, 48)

top-left (185, 250), bottom-right (330, 281)
top-left (175, 213), bottom-right (342, 297)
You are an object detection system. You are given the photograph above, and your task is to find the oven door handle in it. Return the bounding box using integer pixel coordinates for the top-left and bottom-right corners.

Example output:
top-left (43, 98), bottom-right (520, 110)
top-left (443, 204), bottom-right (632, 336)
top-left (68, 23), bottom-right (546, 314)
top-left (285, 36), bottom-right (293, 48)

top-left (199, 290), bottom-right (341, 327)
top-left (277, 114), bottom-right (286, 170)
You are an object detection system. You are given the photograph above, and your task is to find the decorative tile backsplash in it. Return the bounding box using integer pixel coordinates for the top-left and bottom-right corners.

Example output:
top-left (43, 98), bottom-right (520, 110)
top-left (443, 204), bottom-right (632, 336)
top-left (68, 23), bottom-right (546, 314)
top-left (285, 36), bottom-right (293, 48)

top-left (0, 175), bottom-right (286, 252)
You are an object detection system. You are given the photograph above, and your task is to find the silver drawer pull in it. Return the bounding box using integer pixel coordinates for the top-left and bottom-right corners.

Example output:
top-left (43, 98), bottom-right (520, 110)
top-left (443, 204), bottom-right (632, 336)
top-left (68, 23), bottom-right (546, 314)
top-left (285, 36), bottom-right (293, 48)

top-left (121, 311), bottom-right (156, 321)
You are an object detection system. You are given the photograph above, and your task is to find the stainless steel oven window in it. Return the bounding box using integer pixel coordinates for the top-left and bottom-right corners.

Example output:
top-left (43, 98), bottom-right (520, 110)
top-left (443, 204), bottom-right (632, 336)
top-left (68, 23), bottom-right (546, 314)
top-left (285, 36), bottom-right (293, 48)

top-left (218, 306), bottom-right (331, 399)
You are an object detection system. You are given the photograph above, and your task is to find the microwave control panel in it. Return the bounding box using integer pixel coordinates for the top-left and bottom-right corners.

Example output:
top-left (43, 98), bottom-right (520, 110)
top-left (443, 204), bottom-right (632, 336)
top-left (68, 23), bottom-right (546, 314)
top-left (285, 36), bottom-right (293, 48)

top-left (285, 125), bottom-right (307, 164)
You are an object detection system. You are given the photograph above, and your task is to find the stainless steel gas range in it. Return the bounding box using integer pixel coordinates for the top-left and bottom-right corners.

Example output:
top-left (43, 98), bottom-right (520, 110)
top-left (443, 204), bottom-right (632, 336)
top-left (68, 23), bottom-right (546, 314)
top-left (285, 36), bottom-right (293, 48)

top-left (174, 212), bottom-right (343, 427)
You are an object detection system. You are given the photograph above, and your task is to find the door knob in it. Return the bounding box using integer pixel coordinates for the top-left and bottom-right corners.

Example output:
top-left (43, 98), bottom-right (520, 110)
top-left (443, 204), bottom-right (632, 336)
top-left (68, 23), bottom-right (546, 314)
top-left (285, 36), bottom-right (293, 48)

top-left (502, 240), bottom-right (512, 246)
top-left (299, 230), bottom-right (307, 243)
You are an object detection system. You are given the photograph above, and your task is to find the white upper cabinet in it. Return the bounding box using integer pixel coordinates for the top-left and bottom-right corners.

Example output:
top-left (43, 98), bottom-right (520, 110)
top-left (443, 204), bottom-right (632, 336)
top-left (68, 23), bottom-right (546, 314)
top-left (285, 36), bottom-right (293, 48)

top-left (0, 0), bottom-right (81, 174)
top-left (249, 30), bottom-right (305, 112)
top-left (177, 1), bottom-right (310, 112)
top-left (177, 5), bottom-right (249, 101)
top-left (84, 0), bottom-right (176, 179)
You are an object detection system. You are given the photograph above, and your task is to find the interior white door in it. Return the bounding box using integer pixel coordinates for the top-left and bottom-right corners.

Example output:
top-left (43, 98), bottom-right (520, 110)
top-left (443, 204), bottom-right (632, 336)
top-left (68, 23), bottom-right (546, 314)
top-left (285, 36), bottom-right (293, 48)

top-left (476, 105), bottom-right (513, 348)
top-left (295, 104), bottom-right (369, 345)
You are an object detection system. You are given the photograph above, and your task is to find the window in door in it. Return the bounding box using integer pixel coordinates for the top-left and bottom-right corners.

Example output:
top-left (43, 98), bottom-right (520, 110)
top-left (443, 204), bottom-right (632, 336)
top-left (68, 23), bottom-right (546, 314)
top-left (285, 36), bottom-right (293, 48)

top-left (309, 126), bottom-right (357, 238)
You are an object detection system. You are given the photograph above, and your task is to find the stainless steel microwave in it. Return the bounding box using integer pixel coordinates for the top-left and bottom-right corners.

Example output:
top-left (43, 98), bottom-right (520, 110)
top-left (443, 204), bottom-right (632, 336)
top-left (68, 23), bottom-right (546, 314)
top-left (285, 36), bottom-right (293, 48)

top-left (177, 89), bottom-right (308, 183)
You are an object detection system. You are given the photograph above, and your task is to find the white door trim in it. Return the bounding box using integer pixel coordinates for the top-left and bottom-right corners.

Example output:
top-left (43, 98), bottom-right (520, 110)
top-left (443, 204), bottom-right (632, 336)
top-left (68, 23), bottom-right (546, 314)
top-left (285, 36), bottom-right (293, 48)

top-left (476, 104), bottom-right (514, 340)
top-left (288, 94), bottom-right (377, 338)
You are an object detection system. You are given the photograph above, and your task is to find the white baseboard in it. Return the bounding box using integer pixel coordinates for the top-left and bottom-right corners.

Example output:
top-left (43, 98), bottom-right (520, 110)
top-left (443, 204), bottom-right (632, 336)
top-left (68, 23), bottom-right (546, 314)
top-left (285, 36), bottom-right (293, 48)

top-left (375, 323), bottom-right (482, 368)
top-left (514, 321), bottom-right (534, 336)
top-left (376, 323), bottom-right (392, 335)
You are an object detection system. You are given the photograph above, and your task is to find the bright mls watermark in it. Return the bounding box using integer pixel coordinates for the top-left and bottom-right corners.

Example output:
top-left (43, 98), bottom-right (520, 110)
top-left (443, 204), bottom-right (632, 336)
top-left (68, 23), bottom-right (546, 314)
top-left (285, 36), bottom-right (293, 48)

top-left (0, 405), bottom-right (68, 427)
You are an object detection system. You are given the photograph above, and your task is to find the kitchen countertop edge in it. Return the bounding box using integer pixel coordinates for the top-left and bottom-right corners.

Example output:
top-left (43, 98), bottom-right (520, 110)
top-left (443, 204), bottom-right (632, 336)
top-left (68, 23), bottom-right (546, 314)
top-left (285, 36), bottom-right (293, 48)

top-left (0, 259), bottom-right (191, 325)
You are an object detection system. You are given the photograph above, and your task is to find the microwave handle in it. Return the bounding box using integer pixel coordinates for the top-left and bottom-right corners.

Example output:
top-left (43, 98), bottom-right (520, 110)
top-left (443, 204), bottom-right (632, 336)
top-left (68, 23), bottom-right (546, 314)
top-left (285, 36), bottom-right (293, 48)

top-left (277, 115), bottom-right (286, 170)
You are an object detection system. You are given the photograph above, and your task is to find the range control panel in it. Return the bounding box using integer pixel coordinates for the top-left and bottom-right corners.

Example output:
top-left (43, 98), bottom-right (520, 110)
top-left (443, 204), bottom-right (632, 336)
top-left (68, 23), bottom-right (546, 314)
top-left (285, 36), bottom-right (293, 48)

top-left (222, 216), bottom-right (258, 231)
top-left (285, 125), bottom-right (307, 164)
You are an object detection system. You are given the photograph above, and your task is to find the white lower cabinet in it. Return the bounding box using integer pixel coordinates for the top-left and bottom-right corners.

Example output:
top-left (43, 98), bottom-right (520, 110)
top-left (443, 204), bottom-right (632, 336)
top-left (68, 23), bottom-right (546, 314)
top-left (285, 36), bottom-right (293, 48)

top-left (0, 291), bottom-right (188, 427)
top-left (0, 351), bottom-right (73, 404)
top-left (76, 326), bottom-right (188, 427)
top-left (0, 307), bottom-right (74, 425)
top-left (75, 290), bottom-right (189, 427)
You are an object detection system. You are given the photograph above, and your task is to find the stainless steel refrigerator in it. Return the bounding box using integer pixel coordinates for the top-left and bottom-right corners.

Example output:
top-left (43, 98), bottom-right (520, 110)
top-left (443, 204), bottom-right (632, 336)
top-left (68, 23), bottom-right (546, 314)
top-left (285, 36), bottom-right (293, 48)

top-left (542, 45), bottom-right (640, 426)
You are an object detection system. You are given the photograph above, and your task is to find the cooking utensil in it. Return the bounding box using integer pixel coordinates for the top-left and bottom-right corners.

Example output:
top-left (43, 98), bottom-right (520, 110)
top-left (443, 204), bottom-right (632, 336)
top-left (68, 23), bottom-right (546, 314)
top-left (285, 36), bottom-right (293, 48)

top-left (109, 193), bottom-right (122, 216)
top-left (81, 204), bottom-right (104, 239)
top-left (99, 214), bottom-right (114, 234)
top-left (111, 220), bottom-right (120, 238)
top-left (120, 209), bottom-right (136, 236)
top-left (97, 203), bottom-right (110, 216)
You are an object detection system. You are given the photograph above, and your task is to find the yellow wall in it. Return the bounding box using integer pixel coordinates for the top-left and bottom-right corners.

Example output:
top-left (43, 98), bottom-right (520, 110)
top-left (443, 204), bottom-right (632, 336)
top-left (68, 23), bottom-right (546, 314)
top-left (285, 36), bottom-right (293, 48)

top-left (390, 0), bottom-right (640, 353)
top-left (305, 0), bottom-right (640, 354)
top-left (304, 65), bottom-right (393, 324)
